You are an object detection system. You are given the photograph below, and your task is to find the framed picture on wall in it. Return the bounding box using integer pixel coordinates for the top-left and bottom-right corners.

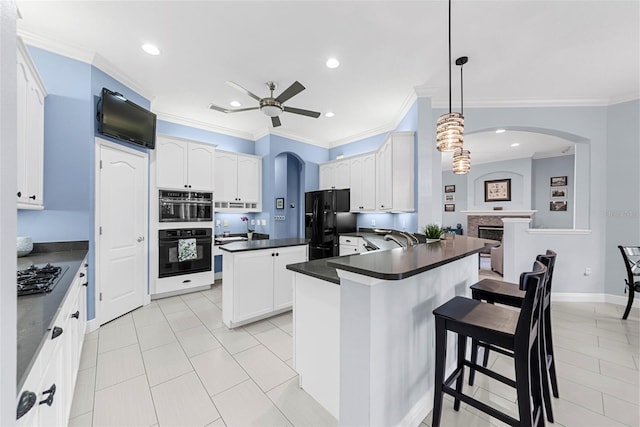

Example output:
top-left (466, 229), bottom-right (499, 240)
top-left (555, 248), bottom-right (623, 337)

top-left (550, 187), bottom-right (567, 199)
top-left (444, 185), bottom-right (456, 193)
top-left (444, 204), bottom-right (455, 212)
top-left (445, 194), bottom-right (455, 202)
top-left (484, 179), bottom-right (511, 202)
top-left (550, 201), bottom-right (567, 211)
top-left (276, 198), bottom-right (284, 209)
top-left (550, 176), bottom-right (567, 186)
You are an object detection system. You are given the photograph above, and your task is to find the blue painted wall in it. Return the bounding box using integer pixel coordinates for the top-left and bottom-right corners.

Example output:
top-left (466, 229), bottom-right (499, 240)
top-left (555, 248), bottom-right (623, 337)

top-left (157, 120), bottom-right (254, 154)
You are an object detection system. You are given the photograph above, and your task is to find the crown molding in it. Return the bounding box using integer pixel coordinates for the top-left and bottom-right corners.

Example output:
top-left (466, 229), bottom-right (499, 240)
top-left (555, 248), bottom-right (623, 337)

top-left (17, 28), bottom-right (94, 63)
top-left (155, 111), bottom-right (256, 141)
top-left (268, 128), bottom-right (325, 147)
top-left (430, 95), bottom-right (640, 109)
top-left (91, 53), bottom-right (155, 100)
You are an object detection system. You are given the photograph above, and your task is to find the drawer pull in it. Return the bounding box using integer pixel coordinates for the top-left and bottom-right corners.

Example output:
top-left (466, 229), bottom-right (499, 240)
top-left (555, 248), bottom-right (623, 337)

top-left (71, 311), bottom-right (80, 319)
top-left (182, 279), bottom-right (191, 283)
top-left (82, 281), bottom-right (88, 287)
top-left (16, 391), bottom-right (36, 419)
top-left (39, 384), bottom-right (56, 407)
top-left (51, 326), bottom-right (63, 340)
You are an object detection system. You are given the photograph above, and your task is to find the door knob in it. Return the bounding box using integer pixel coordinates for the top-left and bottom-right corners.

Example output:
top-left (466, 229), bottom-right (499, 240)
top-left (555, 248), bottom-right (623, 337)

top-left (137, 236), bottom-right (145, 242)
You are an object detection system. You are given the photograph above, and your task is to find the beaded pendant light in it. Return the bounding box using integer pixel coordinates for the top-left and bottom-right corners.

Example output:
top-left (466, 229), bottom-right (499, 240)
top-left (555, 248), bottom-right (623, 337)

top-left (452, 56), bottom-right (471, 174)
top-left (436, 0), bottom-right (464, 152)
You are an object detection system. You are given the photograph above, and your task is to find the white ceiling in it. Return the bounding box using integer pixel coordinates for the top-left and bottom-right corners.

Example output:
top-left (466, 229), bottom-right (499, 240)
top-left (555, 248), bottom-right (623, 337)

top-left (16, 1), bottom-right (639, 150)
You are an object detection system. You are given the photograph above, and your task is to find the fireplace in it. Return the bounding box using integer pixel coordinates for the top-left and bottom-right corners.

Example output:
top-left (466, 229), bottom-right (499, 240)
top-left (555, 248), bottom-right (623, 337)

top-left (478, 225), bottom-right (504, 241)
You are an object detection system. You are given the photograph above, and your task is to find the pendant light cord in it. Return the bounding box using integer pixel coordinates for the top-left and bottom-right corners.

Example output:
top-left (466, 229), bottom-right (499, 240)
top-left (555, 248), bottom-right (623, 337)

top-left (460, 62), bottom-right (464, 115)
top-left (448, 0), bottom-right (452, 114)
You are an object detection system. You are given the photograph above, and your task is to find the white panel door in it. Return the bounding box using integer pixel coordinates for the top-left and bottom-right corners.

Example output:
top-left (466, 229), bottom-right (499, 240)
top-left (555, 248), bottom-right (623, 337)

top-left (98, 142), bottom-right (147, 324)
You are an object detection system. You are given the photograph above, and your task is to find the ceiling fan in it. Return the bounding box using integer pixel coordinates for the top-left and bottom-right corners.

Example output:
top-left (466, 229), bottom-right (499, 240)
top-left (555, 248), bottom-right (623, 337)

top-left (208, 81), bottom-right (321, 127)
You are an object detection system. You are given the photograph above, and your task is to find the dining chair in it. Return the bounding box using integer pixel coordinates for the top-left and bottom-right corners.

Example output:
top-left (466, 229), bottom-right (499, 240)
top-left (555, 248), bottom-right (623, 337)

top-left (618, 245), bottom-right (640, 320)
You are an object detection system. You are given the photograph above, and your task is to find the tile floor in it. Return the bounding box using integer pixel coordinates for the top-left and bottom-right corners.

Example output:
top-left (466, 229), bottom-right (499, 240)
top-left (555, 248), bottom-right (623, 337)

top-left (70, 272), bottom-right (640, 427)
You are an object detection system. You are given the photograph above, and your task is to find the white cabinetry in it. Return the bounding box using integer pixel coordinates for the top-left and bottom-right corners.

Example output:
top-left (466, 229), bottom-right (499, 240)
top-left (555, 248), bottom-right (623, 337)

top-left (349, 153), bottom-right (376, 211)
top-left (155, 135), bottom-right (216, 191)
top-left (214, 150), bottom-right (261, 211)
top-left (222, 245), bottom-right (307, 327)
top-left (16, 38), bottom-right (47, 210)
top-left (17, 258), bottom-right (88, 426)
top-left (319, 159), bottom-right (350, 190)
top-left (376, 132), bottom-right (414, 212)
top-left (339, 235), bottom-right (366, 256)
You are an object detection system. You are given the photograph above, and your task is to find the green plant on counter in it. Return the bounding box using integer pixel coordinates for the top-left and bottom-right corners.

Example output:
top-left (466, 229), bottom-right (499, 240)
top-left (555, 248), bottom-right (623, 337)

top-left (424, 224), bottom-right (444, 240)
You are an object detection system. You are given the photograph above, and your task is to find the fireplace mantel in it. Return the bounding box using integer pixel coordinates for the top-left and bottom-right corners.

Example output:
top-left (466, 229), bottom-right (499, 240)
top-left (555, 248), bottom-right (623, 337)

top-left (461, 210), bottom-right (537, 217)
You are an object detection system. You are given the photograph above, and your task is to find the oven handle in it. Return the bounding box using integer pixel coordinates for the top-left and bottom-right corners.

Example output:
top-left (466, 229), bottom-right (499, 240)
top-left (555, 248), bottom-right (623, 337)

top-left (160, 199), bottom-right (212, 204)
top-left (159, 238), bottom-right (213, 244)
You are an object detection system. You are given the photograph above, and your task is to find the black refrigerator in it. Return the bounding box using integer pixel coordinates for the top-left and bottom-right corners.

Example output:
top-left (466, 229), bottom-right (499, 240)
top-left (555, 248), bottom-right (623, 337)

top-left (305, 189), bottom-right (357, 260)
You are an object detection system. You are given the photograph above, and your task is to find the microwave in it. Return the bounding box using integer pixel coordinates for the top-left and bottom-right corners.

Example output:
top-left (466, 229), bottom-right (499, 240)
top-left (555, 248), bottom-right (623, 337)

top-left (159, 190), bottom-right (213, 222)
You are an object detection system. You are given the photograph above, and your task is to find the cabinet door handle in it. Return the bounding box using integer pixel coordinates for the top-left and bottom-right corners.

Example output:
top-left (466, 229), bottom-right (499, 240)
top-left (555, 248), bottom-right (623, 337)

top-left (276, 252), bottom-right (279, 256)
top-left (39, 384), bottom-right (56, 407)
top-left (271, 253), bottom-right (275, 257)
top-left (51, 326), bottom-right (63, 340)
top-left (71, 311), bottom-right (80, 319)
top-left (16, 390), bottom-right (37, 419)
top-left (82, 281), bottom-right (88, 287)
top-left (17, 191), bottom-right (22, 198)
top-left (29, 195), bottom-right (36, 200)
top-left (79, 272), bottom-right (85, 278)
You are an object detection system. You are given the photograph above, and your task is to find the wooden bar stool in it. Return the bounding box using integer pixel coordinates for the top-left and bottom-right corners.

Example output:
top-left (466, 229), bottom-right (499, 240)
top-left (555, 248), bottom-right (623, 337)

top-left (431, 260), bottom-right (547, 427)
top-left (469, 251), bottom-right (557, 422)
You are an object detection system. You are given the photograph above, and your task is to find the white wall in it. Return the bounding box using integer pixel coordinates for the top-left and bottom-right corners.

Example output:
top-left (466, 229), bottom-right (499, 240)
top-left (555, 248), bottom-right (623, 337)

top-left (468, 157), bottom-right (532, 210)
top-left (0, 1), bottom-right (18, 423)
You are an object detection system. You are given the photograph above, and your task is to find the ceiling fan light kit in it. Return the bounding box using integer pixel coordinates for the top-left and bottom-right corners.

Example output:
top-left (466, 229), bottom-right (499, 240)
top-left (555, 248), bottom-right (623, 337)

top-left (208, 80), bottom-right (320, 128)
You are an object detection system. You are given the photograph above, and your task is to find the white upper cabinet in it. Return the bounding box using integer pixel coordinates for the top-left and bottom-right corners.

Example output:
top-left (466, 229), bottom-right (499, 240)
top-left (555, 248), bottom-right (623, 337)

top-left (155, 135), bottom-right (215, 191)
top-left (319, 159), bottom-right (350, 190)
top-left (320, 131), bottom-right (414, 213)
top-left (214, 150), bottom-right (261, 211)
top-left (350, 153), bottom-right (376, 211)
top-left (17, 38), bottom-right (47, 210)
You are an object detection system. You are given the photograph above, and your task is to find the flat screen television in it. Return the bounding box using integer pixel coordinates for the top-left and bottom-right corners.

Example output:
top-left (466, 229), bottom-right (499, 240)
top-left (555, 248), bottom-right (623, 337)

top-left (97, 87), bottom-right (156, 149)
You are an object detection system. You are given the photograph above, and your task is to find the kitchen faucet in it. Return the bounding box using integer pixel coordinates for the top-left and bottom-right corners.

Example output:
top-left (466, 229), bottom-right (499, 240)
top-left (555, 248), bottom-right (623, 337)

top-left (384, 234), bottom-right (407, 249)
top-left (398, 231), bottom-right (419, 247)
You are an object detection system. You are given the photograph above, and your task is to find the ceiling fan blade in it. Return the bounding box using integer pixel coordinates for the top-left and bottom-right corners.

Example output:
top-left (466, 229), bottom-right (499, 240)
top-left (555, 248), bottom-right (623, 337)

top-left (226, 81), bottom-right (262, 102)
top-left (283, 106), bottom-right (321, 118)
top-left (271, 116), bottom-right (282, 127)
top-left (208, 104), bottom-right (259, 113)
top-left (276, 81), bottom-right (305, 104)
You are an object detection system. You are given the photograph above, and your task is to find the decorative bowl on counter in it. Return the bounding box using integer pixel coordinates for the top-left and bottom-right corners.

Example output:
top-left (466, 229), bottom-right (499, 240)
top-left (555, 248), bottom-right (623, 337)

top-left (17, 236), bottom-right (33, 257)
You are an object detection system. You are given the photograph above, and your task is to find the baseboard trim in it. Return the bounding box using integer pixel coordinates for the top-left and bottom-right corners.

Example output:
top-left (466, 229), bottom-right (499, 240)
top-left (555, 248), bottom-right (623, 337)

top-left (552, 292), bottom-right (639, 306)
top-left (85, 318), bottom-right (99, 334)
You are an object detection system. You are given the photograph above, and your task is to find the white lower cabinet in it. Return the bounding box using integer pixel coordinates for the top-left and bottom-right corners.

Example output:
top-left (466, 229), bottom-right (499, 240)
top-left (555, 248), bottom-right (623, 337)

top-left (339, 236), bottom-right (365, 256)
top-left (222, 245), bottom-right (308, 328)
top-left (16, 257), bottom-right (87, 426)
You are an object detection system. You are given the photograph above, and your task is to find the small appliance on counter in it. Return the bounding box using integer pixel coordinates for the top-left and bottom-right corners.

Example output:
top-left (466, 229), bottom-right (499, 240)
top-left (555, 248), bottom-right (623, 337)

top-left (305, 189), bottom-right (356, 260)
top-left (17, 236), bottom-right (33, 257)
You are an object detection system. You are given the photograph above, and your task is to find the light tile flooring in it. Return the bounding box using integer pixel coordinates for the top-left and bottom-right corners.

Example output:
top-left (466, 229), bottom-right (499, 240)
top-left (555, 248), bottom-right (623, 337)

top-left (70, 273), bottom-right (640, 427)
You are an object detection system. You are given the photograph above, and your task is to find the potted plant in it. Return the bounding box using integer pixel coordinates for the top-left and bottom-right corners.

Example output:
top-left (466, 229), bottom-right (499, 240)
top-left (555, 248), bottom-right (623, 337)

top-left (424, 224), bottom-right (444, 243)
top-left (241, 216), bottom-right (254, 240)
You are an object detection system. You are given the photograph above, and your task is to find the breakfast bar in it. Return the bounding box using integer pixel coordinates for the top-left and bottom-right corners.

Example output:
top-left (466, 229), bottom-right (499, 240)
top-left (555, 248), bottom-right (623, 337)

top-left (287, 236), bottom-right (493, 427)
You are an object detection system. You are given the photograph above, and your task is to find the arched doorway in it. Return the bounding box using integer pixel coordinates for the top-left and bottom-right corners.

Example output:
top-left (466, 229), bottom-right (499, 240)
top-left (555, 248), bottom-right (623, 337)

top-left (273, 152), bottom-right (304, 238)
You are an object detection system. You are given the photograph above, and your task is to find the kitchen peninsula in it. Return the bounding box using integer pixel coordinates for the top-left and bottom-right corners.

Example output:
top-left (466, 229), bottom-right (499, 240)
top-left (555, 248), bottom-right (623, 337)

top-left (287, 235), bottom-right (493, 427)
top-left (220, 238), bottom-right (308, 328)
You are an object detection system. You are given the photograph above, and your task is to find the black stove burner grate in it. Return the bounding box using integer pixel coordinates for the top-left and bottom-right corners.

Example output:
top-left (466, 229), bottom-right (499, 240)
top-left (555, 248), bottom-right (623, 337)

top-left (17, 264), bottom-right (69, 296)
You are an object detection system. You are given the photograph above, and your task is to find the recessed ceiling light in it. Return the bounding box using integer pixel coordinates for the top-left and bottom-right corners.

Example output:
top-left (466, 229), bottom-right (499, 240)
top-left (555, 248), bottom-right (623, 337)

top-left (325, 112), bottom-right (335, 118)
top-left (230, 101), bottom-right (241, 107)
top-left (496, 129), bottom-right (506, 134)
top-left (326, 58), bottom-right (340, 69)
top-left (510, 143), bottom-right (520, 147)
top-left (142, 43), bottom-right (160, 56)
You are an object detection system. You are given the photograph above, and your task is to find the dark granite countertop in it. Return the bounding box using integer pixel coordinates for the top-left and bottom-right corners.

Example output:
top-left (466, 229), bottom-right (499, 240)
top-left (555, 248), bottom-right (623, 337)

top-left (17, 242), bottom-right (88, 389)
top-left (286, 257), bottom-right (341, 284)
top-left (219, 238), bottom-right (309, 253)
top-left (328, 236), bottom-right (495, 281)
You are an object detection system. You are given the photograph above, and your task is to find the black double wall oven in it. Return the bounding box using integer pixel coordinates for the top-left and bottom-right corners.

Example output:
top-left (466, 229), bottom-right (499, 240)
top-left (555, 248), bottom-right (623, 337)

top-left (158, 189), bottom-right (214, 278)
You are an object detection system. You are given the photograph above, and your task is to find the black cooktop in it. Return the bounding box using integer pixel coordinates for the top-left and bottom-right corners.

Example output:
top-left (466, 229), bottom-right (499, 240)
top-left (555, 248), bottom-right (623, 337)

top-left (17, 263), bottom-right (69, 296)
